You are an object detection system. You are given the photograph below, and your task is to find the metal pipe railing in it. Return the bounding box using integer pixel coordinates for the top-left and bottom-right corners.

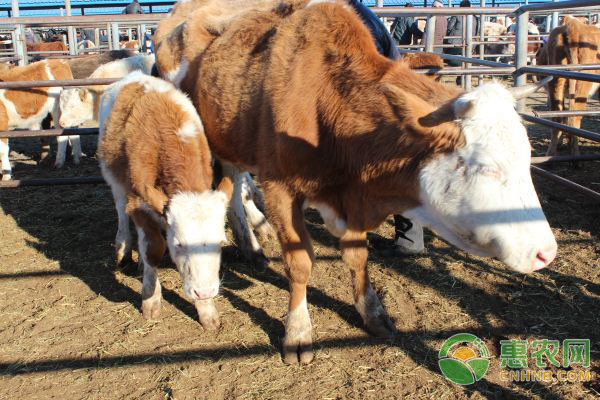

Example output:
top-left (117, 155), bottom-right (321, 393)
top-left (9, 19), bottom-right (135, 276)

top-left (0, 127), bottom-right (98, 139)
top-left (531, 154), bottom-right (600, 164)
top-left (517, 66), bottom-right (600, 83)
top-left (532, 165), bottom-right (600, 202)
top-left (521, 114), bottom-right (600, 143)
top-left (0, 78), bottom-right (118, 89)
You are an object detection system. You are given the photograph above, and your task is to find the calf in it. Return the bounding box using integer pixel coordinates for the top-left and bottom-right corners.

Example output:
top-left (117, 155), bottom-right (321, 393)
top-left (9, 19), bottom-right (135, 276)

top-left (59, 54), bottom-right (155, 129)
top-left (540, 16), bottom-right (600, 155)
top-left (27, 41), bottom-right (68, 57)
top-left (66, 49), bottom-right (135, 80)
top-left (189, 0), bottom-right (557, 363)
top-left (119, 40), bottom-right (140, 51)
top-left (98, 71), bottom-right (232, 328)
top-left (0, 59), bottom-right (78, 179)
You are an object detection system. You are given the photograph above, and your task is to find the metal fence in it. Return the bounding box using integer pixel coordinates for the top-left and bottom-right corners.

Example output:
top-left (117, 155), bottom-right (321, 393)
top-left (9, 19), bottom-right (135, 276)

top-left (0, 2), bottom-right (599, 202)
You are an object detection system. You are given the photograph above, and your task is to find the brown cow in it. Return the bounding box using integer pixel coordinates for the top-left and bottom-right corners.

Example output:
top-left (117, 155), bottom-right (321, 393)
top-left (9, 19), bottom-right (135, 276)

top-left (0, 59), bottom-right (77, 179)
top-left (27, 41), bottom-right (68, 57)
top-left (184, 1), bottom-right (557, 363)
top-left (399, 52), bottom-right (444, 81)
top-left (67, 49), bottom-right (134, 79)
top-left (539, 16), bottom-right (600, 155)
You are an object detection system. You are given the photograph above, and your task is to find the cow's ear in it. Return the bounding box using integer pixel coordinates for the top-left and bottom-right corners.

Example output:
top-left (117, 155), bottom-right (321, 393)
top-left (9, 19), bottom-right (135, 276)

top-left (382, 83), bottom-right (436, 121)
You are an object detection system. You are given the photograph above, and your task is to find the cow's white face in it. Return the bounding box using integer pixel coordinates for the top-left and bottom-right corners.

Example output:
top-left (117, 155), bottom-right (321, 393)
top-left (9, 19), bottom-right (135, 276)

top-left (59, 88), bottom-right (94, 128)
top-left (404, 82), bottom-right (557, 274)
top-left (165, 191), bottom-right (229, 300)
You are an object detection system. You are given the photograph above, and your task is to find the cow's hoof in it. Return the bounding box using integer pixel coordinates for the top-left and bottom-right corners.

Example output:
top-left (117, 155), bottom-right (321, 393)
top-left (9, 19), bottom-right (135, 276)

top-left (142, 298), bottom-right (161, 319)
top-left (199, 313), bottom-right (220, 331)
top-left (283, 335), bottom-right (314, 365)
top-left (252, 250), bottom-right (270, 269)
top-left (53, 160), bottom-right (65, 169)
top-left (364, 312), bottom-right (396, 338)
top-left (115, 244), bottom-right (131, 267)
top-left (256, 220), bottom-right (276, 242)
top-left (1, 174), bottom-right (11, 181)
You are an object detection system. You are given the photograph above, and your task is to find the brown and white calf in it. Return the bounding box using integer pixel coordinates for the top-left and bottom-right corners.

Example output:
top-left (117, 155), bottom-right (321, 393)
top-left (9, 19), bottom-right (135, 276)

top-left (184, 1), bottom-right (558, 363)
top-left (539, 16), bottom-right (600, 155)
top-left (0, 59), bottom-right (77, 179)
top-left (98, 71), bottom-right (232, 328)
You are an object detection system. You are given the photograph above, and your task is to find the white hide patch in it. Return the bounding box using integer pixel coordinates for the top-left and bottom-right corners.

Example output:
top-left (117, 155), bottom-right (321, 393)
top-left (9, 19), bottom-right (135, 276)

top-left (168, 89), bottom-right (204, 139)
top-left (304, 201), bottom-right (347, 238)
top-left (167, 191), bottom-right (229, 248)
top-left (165, 60), bottom-right (189, 88)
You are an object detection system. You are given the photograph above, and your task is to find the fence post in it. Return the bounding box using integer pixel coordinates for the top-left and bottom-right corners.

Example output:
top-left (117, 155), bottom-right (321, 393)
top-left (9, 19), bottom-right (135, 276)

top-left (65, 0), bottom-right (77, 56)
top-left (465, 14), bottom-right (473, 91)
top-left (11, 0), bottom-right (26, 65)
top-left (425, 15), bottom-right (436, 53)
top-left (551, 0), bottom-right (559, 30)
top-left (515, 9), bottom-right (529, 112)
top-left (479, 0), bottom-right (485, 86)
top-left (94, 28), bottom-right (100, 48)
top-left (111, 22), bottom-right (120, 50)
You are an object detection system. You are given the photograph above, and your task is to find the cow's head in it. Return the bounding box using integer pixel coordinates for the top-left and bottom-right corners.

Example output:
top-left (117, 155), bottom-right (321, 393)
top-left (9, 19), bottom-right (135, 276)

top-left (59, 88), bottom-right (95, 128)
top-left (386, 79), bottom-right (557, 274)
top-left (165, 178), bottom-right (233, 301)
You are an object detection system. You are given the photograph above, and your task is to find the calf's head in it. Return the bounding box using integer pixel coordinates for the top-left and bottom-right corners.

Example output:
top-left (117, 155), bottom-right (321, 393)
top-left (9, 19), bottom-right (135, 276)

top-left (387, 80), bottom-right (557, 274)
top-left (165, 179), bottom-right (233, 301)
top-left (59, 88), bottom-right (95, 128)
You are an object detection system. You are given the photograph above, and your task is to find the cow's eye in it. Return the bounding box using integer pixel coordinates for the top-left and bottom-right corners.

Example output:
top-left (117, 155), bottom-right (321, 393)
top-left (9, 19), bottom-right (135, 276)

top-left (479, 165), bottom-right (502, 180)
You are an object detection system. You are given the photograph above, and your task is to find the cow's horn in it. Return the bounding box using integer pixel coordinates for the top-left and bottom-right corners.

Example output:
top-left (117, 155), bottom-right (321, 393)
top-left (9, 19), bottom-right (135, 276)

top-left (509, 77), bottom-right (553, 100)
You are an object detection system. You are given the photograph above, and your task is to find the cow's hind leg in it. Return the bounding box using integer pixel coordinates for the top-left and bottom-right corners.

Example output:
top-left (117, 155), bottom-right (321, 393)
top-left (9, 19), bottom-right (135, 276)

top-left (222, 163), bottom-right (269, 265)
top-left (0, 138), bottom-right (11, 181)
top-left (131, 209), bottom-right (166, 319)
top-left (264, 181), bottom-right (315, 364)
top-left (342, 229), bottom-right (395, 337)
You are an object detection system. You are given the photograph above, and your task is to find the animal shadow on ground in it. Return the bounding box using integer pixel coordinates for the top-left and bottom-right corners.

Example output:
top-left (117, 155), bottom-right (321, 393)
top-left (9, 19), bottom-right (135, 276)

top-left (1, 141), bottom-right (598, 399)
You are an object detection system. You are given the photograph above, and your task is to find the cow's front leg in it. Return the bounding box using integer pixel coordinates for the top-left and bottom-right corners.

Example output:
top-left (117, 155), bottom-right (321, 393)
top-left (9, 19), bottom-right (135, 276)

top-left (131, 209), bottom-right (166, 319)
top-left (194, 298), bottom-right (220, 330)
top-left (0, 138), bottom-right (11, 181)
top-left (341, 229), bottom-right (395, 337)
top-left (264, 182), bottom-right (315, 364)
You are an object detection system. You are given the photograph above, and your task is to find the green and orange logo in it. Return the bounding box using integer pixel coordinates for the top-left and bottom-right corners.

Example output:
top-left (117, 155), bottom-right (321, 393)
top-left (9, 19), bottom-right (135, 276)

top-left (438, 333), bottom-right (490, 385)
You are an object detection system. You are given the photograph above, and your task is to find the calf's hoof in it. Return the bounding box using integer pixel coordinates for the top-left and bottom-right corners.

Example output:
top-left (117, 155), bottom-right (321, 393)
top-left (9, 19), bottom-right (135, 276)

top-left (1, 174), bottom-right (11, 181)
top-left (256, 220), bottom-right (276, 242)
top-left (142, 297), bottom-right (161, 319)
top-left (115, 243), bottom-right (132, 267)
top-left (53, 160), bottom-right (65, 169)
top-left (282, 334), bottom-right (314, 365)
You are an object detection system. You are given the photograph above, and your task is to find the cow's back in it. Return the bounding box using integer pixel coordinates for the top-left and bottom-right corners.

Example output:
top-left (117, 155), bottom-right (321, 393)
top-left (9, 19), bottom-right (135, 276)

top-left (194, 2), bottom-right (391, 175)
top-left (68, 50), bottom-right (134, 79)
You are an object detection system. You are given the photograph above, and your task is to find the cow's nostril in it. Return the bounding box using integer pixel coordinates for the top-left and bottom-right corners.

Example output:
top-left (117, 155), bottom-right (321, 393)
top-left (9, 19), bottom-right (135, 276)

top-left (533, 247), bottom-right (557, 271)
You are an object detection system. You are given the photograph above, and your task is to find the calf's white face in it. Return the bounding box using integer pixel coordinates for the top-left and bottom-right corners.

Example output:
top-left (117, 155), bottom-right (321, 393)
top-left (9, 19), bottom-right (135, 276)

top-left (166, 191), bottom-right (229, 300)
top-left (59, 88), bottom-right (94, 128)
top-left (404, 82), bottom-right (557, 274)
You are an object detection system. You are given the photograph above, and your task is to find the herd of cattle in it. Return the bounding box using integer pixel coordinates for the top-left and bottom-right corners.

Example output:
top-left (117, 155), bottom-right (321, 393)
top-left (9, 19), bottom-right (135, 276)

top-left (2, 0), bottom-right (598, 364)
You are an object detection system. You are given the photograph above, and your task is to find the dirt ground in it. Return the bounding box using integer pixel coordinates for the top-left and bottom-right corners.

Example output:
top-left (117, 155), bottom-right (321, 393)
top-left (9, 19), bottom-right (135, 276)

top-left (0, 88), bottom-right (599, 400)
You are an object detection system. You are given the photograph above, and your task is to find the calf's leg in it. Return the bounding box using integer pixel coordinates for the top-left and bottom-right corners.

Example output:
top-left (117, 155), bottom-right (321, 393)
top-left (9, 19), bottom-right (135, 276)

top-left (264, 181), bottom-right (315, 364)
top-left (0, 138), bottom-right (10, 181)
top-left (221, 162), bottom-right (271, 264)
top-left (341, 229), bottom-right (395, 337)
top-left (131, 209), bottom-right (166, 319)
top-left (546, 78), bottom-right (566, 156)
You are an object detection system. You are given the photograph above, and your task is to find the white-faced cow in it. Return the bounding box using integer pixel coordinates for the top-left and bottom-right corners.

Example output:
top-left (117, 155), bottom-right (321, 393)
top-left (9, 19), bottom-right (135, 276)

top-left (179, 1), bottom-right (557, 363)
top-left (98, 71), bottom-right (233, 329)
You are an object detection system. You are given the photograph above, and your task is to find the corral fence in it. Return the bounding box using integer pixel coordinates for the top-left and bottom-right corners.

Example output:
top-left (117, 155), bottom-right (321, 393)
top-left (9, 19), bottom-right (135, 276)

top-left (0, 0), bottom-right (599, 203)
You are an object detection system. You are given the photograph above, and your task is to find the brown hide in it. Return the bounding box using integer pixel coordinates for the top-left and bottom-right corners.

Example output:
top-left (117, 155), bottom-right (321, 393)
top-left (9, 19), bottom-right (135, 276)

top-left (541, 17), bottom-right (600, 155)
top-left (399, 52), bottom-right (444, 81)
top-left (119, 40), bottom-right (139, 50)
top-left (26, 41), bottom-right (67, 56)
top-left (98, 82), bottom-right (213, 215)
top-left (67, 50), bottom-right (134, 79)
top-left (153, 0), bottom-right (298, 78)
top-left (0, 60), bottom-right (72, 120)
top-left (190, 2), bottom-right (463, 231)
